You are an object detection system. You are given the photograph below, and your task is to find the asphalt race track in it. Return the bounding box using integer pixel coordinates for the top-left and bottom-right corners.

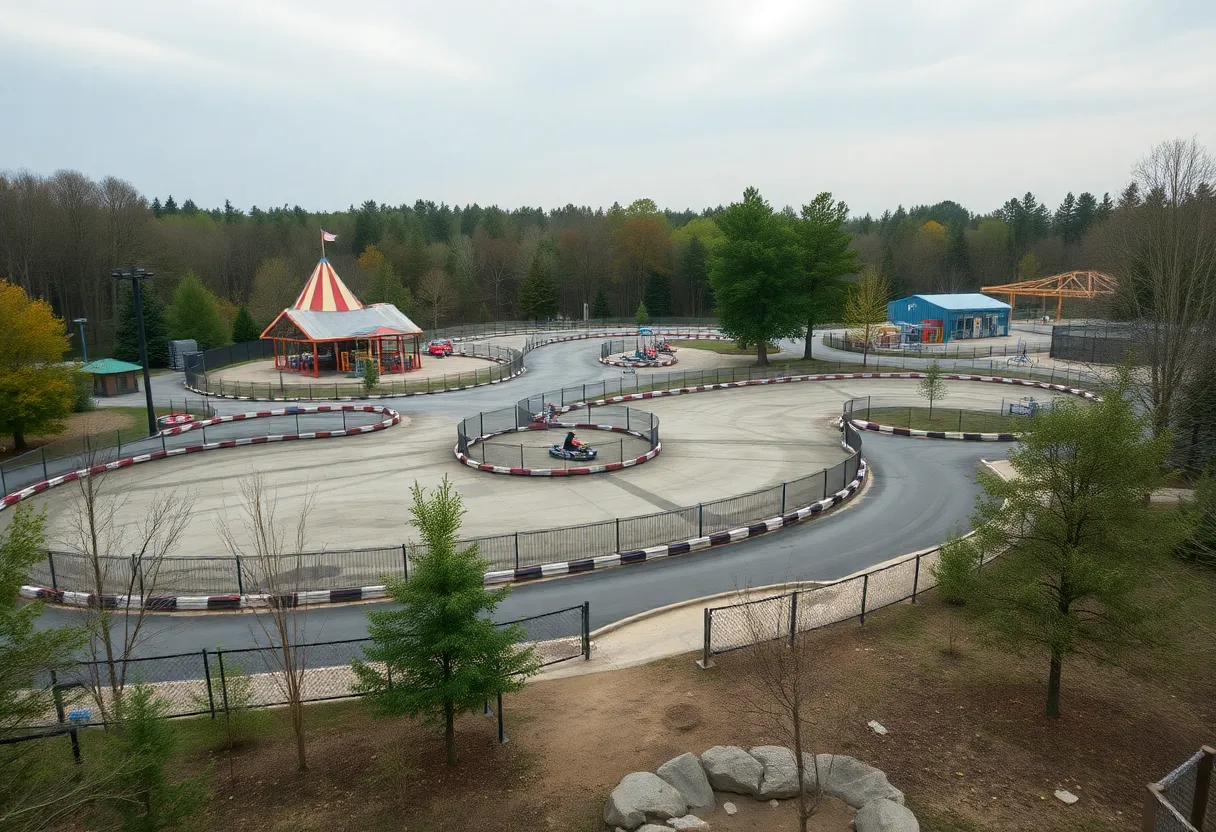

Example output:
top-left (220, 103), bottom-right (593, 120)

top-left (34, 331), bottom-right (1003, 656)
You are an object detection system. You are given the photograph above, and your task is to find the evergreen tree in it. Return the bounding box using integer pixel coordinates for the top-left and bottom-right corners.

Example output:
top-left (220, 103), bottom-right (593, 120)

top-left (150, 197), bottom-right (162, 218)
top-left (351, 200), bottom-right (382, 257)
top-left (168, 272), bottom-right (228, 349)
top-left (517, 255), bottom-right (558, 320)
top-left (181, 198), bottom-right (199, 216)
top-left (643, 270), bottom-right (672, 318)
top-left (352, 479), bottom-right (537, 766)
top-left (1074, 192), bottom-right (1098, 240)
top-left (1118, 182), bottom-right (1141, 210)
top-left (946, 222), bottom-right (970, 283)
top-left (679, 235), bottom-right (713, 318)
top-left (635, 300), bottom-right (650, 326)
top-left (114, 282), bottom-right (170, 368)
top-left (879, 246), bottom-right (900, 297)
top-left (1097, 192), bottom-right (1114, 221)
top-left (1053, 192), bottom-right (1078, 243)
top-left (163, 195), bottom-right (178, 215)
top-left (591, 286), bottom-right (612, 320)
top-left (231, 306), bottom-right (260, 343)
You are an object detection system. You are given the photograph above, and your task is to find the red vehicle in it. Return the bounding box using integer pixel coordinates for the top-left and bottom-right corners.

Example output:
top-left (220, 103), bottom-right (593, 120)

top-left (427, 338), bottom-right (454, 357)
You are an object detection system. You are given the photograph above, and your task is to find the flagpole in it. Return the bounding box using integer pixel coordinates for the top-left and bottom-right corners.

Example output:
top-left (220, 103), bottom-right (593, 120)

top-left (320, 228), bottom-right (326, 259)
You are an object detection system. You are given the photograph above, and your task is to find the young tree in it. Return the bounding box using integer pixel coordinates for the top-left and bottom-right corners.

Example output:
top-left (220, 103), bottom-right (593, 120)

top-left (1016, 251), bottom-right (1040, 281)
top-left (352, 478), bottom-right (537, 766)
top-left (0, 281), bottom-right (75, 450)
top-left (517, 256), bottom-right (558, 321)
top-left (843, 266), bottom-right (890, 367)
top-left (635, 300), bottom-right (649, 326)
top-left (591, 285), bottom-right (612, 320)
top-left (949, 372), bottom-right (1180, 717)
top-left (168, 272), bottom-right (228, 349)
top-left (230, 306), bottom-right (260, 343)
top-left (917, 360), bottom-right (948, 419)
top-left (795, 193), bottom-right (858, 359)
top-left (362, 352), bottom-right (379, 395)
top-left (103, 684), bottom-right (207, 831)
top-left (220, 475), bottom-right (316, 772)
top-left (61, 464), bottom-right (195, 724)
top-left (113, 282), bottom-right (170, 369)
top-left (709, 187), bottom-right (806, 366)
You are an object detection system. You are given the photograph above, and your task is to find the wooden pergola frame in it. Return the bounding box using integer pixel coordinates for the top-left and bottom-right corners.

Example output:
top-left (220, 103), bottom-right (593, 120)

top-left (982, 270), bottom-right (1116, 322)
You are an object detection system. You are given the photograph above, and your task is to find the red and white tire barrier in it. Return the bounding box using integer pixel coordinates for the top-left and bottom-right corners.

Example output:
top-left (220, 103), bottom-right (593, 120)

top-left (600, 354), bottom-right (678, 368)
top-left (1, 405), bottom-right (401, 512)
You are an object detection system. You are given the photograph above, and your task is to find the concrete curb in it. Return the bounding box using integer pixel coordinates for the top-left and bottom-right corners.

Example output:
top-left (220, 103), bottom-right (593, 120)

top-left (1, 404), bottom-right (402, 511)
top-left (455, 421), bottom-right (661, 476)
top-left (847, 419), bottom-right (1018, 442)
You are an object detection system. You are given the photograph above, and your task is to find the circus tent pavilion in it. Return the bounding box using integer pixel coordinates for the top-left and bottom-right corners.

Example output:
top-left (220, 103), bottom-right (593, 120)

top-left (259, 258), bottom-right (424, 378)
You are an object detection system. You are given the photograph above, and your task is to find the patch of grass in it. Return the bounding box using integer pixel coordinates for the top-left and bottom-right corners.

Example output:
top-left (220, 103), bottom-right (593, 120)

top-left (910, 805), bottom-right (987, 832)
top-left (667, 339), bottom-right (777, 356)
top-left (865, 405), bottom-right (1028, 434)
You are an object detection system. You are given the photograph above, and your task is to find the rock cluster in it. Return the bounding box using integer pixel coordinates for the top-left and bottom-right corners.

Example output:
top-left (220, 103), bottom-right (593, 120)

top-left (604, 746), bottom-right (918, 831)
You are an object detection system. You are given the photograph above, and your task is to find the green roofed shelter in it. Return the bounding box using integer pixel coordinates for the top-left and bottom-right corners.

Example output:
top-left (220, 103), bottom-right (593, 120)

top-left (81, 358), bottom-right (143, 397)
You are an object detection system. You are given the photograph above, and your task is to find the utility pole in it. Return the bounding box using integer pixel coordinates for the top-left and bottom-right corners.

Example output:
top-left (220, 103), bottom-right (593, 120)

top-left (112, 266), bottom-right (157, 435)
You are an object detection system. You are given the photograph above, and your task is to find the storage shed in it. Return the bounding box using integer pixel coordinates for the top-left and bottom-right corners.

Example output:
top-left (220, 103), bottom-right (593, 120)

top-left (886, 293), bottom-right (1011, 343)
top-left (81, 358), bottom-right (141, 397)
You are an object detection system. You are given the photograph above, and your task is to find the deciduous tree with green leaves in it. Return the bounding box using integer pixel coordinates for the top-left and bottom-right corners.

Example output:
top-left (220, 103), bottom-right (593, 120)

top-left (795, 193), bottom-right (858, 359)
top-left (917, 360), bottom-right (948, 418)
top-left (168, 272), bottom-right (228, 349)
top-left (353, 478), bottom-right (537, 766)
top-left (843, 266), bottom-right (890, 367)
top-left (948, 371), bottom-right (1182, 718)
top-left (230, 306), bottom-right (260, 343)
top-left (709, 187), bottom-right (806, 366)
top-left (0, 281), bottom-right (76, 450)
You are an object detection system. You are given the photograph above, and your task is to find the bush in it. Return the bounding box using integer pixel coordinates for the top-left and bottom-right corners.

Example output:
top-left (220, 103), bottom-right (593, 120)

top-left (71, 366), bottom-right (93, 413)
top-left (1176, 476), bottom-right (1216, 568)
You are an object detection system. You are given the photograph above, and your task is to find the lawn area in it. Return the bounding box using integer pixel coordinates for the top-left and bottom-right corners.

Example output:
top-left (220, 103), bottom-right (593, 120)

top-left (668, 339), bottom-right (779, 356)
top-left (864, 405), bottom-right (1028, 434)
top-left (29, 557), bottom-right (1214, 832)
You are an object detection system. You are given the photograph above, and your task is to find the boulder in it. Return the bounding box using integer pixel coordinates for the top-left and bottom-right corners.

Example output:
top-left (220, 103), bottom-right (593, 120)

top-left (667, 816), bottom-right (710, 831)
top-left (854, 798), bottom-right (919, 832)
top-left (804, 754), bottom-right (904, 808)
top-left (749, 746), bottom-right (801, 799)
top-left (657, 753), bottom-right (715, 810)
top-left (604, 772), bottom-right (689, 829)
top-left (701, 746), bottom-right (763, 796)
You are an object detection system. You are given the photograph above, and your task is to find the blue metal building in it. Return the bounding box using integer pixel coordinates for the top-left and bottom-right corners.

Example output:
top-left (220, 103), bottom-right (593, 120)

top-left (885, 293), bottom-right (1011, 343)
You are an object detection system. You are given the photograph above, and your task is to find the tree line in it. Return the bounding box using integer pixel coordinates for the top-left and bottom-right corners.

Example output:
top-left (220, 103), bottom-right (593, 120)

top-left (1, 170), bottom-right (1128, 359)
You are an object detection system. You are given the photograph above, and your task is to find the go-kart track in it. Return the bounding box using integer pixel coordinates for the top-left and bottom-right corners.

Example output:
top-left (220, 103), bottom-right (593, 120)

top-left (24, 328), bottom-right (1075, 657)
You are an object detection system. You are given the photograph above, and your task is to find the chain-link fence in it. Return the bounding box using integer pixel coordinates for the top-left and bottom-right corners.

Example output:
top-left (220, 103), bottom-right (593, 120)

top-left (1143, 748), bottom-right (1216, 832)
top-left (27, 603), bottom-right (589, 730)
top-left (1050, 321), bottom-right (1151, 365)
top-left (823, 332), bottom-right (1049, 359)
top-left (0, 398), bottom-right (214, 498)
top-left (702, 532), bottom-right (977, 662)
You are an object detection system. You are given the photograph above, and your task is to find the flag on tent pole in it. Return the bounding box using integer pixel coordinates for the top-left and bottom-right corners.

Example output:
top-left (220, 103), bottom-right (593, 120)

top-left (321, 228), bottom-right (337, 257)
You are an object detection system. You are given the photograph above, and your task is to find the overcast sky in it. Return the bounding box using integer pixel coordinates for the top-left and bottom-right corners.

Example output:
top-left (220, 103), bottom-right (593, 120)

top-left (1, 0), bottom-right (1213, 217)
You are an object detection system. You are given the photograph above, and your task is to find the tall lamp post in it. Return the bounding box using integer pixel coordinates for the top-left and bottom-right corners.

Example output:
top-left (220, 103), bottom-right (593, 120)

top-left (71, 318), bottom-right (89, 363)
top-left (112, 266), bottom-right (158, 436)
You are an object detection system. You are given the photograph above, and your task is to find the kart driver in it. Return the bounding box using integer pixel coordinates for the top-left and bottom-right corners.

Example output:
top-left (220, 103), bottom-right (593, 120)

top-left (563, 431), bottom-right (585, 451)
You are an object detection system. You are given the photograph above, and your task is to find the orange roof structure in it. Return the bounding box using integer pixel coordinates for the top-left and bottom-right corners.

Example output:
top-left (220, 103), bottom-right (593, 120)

top-left (981, 270), bottom-right (1116, 321)
top-left (293, 258), bottom-right (364, 312)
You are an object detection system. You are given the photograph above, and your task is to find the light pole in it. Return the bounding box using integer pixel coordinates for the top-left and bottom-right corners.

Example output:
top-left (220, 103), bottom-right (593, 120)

top-left (112, 266), bottom-right (157, 436)
top-left (71, 318), bottom-right (89, 363)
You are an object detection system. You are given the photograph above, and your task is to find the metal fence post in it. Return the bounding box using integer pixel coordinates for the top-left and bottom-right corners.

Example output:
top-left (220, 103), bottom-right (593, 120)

top-left (781, 482), bottom-right (787, 515)
top-left (201, 649), bottom-right (217, 718)
top-left (47, 551), bottom-right (58, 591)
top-left (217, 650), bottom-right (230, 714)
top-left (911, 554), bottom-right (921, 603)
top-left (235, 556), bottom-right (244, 596)
top-left (514, 534), bottom-right (520, 570)
top-left (788, 591), bottom-right (798, 646)
top-left (697, 608), bottom-right (714, 669)
top-left (615, 518), bottom-right (620, 553)
top-left (497, 691), bottom-right (507, 744)
top-left (401, 543), bottom-right (409, 579)
top-left (860, 574), bottom-right (869, 625)
top-left (1191, 747), bottom-right (1215, 830)
top-left (41, 447), bottom-right (48, 480)
top-left (697, 504), bottom-right (703, 537)
top-left (582, 601), bottom-right (591, 660)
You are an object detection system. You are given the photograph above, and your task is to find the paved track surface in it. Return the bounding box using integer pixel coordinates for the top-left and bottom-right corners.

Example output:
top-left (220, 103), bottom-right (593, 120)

top-left (33, 332), bottom-right (1005, 655)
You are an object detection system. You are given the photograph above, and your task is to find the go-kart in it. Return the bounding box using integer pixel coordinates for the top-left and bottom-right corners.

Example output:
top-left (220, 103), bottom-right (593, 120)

top-left (549, 444), bottom-right (598, 461)
top-left (656, 341), bottom-right (676, 355)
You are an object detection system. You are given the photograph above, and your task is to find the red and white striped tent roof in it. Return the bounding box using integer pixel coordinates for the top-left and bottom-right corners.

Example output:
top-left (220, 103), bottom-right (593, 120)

top-left (293, 258), bottom-right (363, 312)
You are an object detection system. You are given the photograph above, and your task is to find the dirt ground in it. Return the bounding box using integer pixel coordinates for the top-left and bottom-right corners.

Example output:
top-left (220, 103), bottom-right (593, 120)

top-left (124, 559), bottom-right (1215, 832)
top-left (0, 409), bottom-right (136, 456)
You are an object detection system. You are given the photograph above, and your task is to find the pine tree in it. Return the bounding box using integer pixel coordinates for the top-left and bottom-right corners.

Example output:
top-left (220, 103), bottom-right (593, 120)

top-left (114, 282), bottom-right (170, 368)
top-left (231, 306), bottom-right (260, 343)
top-left (518, 255), bottom-right (558, 321)
top-left (352, 479), bottom-right (538, 766)
top-left (643, 270), bottom-right (672, 318)
top-left (635, 300), bottom-right (650, 326)
top-left (679, 235), bottom-right (712, 317)
top-left (946, 222), bottom-right (970, 283)
top-left (591, 286), bottom-right (612, 320)
top-left (151, 197), bottom-right (162, 218)
top-left (168, 272), bottom-right (228, 349)
top-left (163, 195), bottom-right (178, 215)
top-left (181, 198), bottom-right (199, 216)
